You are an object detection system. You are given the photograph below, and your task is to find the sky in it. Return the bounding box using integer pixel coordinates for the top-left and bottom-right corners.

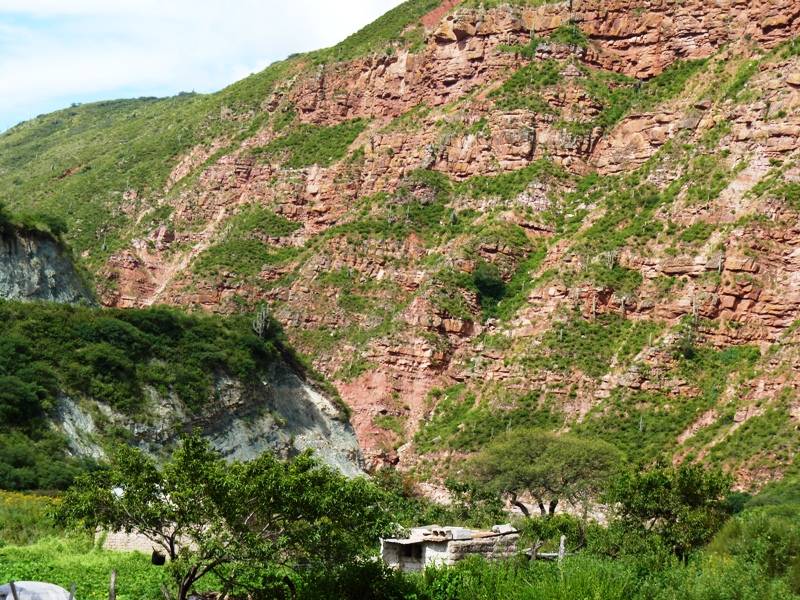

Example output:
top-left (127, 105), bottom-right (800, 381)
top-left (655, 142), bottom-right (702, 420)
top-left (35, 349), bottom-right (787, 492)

top-left (0, 0), bottom-right (406, 132)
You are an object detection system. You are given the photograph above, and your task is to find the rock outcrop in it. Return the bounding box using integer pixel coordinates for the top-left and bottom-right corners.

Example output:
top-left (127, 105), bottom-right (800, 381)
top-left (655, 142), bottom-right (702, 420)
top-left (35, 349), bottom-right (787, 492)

top-left (53, 362), bottom-right (365, 477)
top-left (0, 233), bottom-right (94, 304)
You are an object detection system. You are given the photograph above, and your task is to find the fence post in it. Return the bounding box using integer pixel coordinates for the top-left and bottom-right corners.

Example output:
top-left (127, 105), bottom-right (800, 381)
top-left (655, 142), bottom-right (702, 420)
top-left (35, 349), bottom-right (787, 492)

top-left (8, 582), bottom-right (19, 600)
top-left (558, 535), bottom-right (566, 563)
top-left (110, 569), bottom-right (117, 600)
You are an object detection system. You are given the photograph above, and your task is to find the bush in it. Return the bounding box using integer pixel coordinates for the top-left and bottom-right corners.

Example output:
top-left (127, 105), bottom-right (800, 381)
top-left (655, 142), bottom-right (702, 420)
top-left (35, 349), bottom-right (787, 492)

top-left (605, 462), bottom-right (733, 557)
top-left (550, 23), bottom-right (589, 48)
top-left (419, 554), bottom-right (639, 600)
top-left (0, 431), bottom-right (100, 492)
top-left (0, 375), bottom-right (43, 426)
top-left (473, 261), bottom-right (505, 309)
top-left (708, 512), bottom-right (800, 584)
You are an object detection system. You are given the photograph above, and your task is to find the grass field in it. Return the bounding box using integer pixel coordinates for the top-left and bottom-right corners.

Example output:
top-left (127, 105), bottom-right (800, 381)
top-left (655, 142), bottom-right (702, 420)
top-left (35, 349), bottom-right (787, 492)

top-left (0, 538), bottom-right (170, 600)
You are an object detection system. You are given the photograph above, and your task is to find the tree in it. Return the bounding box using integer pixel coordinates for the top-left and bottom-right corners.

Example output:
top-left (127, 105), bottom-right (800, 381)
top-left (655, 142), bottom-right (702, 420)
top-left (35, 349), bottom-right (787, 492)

top-left (57, 434), bottom-right (393, 600)
top-left (470, 429), bottom-right (623, 520)
top-left (604, 461), bottom-right (733, 557)
top-left (376, 468), bottom-right (504, 530)
top-left (473, 261), bottom-right (505, 300)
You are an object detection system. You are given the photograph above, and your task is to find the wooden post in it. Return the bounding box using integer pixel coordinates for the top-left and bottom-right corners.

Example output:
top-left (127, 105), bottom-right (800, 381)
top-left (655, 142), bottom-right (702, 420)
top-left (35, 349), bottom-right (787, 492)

top-left (69, 583), bottom-right (77, 600)
top-left (110, 569), bottom-right (117, 600)
top-left (8, 582), bottom-right (19, 600)
top-left (558, 535), bottom-right (566, 563)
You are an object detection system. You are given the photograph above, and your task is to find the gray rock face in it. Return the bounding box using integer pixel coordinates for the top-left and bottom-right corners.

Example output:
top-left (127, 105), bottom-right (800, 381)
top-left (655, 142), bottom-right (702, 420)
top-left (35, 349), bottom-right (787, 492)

top-left (0, 234), bottom-right (94, 304)
top-left (52, 363), bottom-right (366, 477)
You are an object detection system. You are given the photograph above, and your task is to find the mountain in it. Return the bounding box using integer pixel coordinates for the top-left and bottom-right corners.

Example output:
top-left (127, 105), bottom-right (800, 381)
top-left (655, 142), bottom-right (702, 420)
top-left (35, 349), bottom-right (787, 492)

top-left (2, 0), bottom-right (800, 489)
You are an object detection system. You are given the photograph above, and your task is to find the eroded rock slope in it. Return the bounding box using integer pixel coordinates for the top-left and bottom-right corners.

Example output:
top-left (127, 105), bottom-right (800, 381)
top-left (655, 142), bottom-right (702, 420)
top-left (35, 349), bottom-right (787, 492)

top-left (3, 0), bottom-right (800, 488)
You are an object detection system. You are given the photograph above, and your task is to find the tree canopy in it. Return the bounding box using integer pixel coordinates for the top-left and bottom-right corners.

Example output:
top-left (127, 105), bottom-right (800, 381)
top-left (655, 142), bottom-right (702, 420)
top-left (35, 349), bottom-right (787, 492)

top-left (470, 429), bottom-right (624, 517)
top-left (604, 461), bottom-right (733, 557)
top-left (56, 434), bottom-right (394, 600)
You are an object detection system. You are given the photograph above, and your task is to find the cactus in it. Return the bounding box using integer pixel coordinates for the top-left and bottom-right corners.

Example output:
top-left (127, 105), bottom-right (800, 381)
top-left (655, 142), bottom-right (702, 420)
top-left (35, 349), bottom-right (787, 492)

top-left (252, 304), bottom-right (271, 338)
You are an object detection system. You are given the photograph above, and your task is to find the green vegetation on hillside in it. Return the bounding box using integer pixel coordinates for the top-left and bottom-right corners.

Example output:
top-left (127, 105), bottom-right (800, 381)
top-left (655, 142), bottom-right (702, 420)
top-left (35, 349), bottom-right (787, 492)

top-left (488, 60), bottom-right (561, 114)
top-left (575, 343), bottom-right (762, 462)
top-left (459, 0), bottom-right (562, 8)
top-left (192, 206), bottom-right (303, 277)
top-left (0, 301), bottom-right (284, 415)
top-left (549, 23), bottom-right (590, 49)
top-left (310, 0), bottom-right (442, 62)
top-left (253, 119), bottom-right (368, 169)
top-left (457, 159), bottom-right (568, 201)
top-left (0, 301), bottom-right (295, 491)
top-left (412, 314), bottom-right (768, 472)
top-left (0, 58), bottom-right (299, 264)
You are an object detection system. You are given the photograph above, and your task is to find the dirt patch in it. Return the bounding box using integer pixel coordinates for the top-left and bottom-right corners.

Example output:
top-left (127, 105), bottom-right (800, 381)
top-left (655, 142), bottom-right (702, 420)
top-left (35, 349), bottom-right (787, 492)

top-left (422, 0), bottom-right (463, 28)
top-left (56, 164), bottom-right (86, 180)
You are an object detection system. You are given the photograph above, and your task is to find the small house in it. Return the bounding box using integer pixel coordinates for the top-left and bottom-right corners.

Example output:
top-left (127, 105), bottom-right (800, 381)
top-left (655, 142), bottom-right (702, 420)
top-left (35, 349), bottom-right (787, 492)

top-left (381, 525), bottom-right (518, 573)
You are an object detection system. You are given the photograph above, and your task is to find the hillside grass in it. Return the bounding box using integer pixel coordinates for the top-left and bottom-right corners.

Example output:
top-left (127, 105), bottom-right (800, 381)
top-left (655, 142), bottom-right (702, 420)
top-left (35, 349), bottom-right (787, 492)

top-left (310, 0), bottom-right (443, 62)
top-left (253, 119), bottom-right (368, 169)
top-left (0, 301), bottom-right (285, 416)
top-left (0, 58), bottom-right (298, 265)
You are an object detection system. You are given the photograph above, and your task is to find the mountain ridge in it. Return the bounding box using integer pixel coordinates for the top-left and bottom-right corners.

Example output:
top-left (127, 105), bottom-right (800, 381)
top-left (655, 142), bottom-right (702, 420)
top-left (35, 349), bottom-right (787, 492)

top-left (2, 0), bottom-right (800, 489)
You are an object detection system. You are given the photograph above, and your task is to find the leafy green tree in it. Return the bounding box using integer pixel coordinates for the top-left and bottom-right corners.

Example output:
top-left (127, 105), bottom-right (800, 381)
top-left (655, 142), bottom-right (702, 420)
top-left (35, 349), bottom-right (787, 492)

top-left (470, 429), bottom-right (623, 519)
top-left (57, 434), bottom-right (393, 600)
top-left (605, 461), bottom-right (733, 557)
top-left (375, 469), bottom-right (504, 529)
top-left (473, 260), bottom-right (506, 312)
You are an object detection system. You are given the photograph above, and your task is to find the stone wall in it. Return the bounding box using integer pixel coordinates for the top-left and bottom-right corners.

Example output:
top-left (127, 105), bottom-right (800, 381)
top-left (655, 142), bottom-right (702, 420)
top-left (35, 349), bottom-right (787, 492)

top-left (448, 534), bottom-right (520, 564)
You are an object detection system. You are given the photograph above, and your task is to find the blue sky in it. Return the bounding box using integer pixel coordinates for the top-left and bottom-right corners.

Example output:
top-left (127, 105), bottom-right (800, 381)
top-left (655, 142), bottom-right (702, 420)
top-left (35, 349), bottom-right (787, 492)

top-left (0, 0), bottom-right (406, 132)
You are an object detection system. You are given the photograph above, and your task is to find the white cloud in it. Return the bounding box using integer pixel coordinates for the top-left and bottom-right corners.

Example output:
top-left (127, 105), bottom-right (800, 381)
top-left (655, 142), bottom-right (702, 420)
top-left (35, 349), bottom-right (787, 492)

top-left (0, 0), bottom-right (407, 130)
